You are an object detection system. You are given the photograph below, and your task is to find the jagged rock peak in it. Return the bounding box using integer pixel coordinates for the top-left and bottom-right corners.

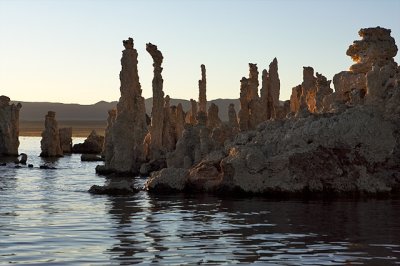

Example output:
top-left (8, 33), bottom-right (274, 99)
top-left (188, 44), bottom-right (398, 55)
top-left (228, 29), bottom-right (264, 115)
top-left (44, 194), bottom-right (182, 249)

top-left (123, 37), bottom-right (134, 50)
top-left (146, 42), bottom-right (164, 66)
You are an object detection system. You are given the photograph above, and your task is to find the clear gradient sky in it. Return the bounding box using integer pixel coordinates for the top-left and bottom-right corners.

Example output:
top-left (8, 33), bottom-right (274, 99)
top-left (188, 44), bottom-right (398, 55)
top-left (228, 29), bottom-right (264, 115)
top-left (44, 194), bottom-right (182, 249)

top-left (1, 0), bottom-right (399, 104)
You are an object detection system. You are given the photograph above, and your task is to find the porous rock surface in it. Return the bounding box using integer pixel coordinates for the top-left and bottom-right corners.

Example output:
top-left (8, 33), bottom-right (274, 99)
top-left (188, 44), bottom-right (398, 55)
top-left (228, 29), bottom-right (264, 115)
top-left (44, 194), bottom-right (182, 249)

top-left (0, 96), bottom-right (21, 156)
top-left (146, 27), bottom-right (400, 195)
top-left (102, 38), bottom-right (148, 174)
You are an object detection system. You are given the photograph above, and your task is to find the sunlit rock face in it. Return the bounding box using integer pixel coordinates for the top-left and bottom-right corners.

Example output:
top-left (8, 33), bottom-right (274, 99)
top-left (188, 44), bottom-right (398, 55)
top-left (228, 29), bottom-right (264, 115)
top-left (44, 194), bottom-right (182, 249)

top-left (147, 27), bottom-right (400, 195)
top-left (0, 95), bottom-right (21, 156)
top-left (327, 27), bottom-right (398, 109)
top-left (104, 38), bottom-right (148, 174)
top-left (347, 27), bottom-right (398, 74)
top-left (40, 111), bottom-right (63, 157)
top-left (59, 127), bottom-right (72, 153)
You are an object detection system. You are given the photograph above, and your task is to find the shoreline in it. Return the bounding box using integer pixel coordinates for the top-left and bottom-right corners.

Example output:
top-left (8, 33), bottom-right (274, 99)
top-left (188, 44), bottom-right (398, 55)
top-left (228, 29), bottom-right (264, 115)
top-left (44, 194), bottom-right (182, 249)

top-left (19, 120), bottom-right (105, 138)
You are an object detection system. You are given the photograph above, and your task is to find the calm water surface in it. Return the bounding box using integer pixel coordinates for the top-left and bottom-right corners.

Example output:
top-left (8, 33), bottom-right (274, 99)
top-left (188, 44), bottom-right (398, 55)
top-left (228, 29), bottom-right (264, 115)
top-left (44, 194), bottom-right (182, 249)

top-left (0, 137), bottom-right (400, 265)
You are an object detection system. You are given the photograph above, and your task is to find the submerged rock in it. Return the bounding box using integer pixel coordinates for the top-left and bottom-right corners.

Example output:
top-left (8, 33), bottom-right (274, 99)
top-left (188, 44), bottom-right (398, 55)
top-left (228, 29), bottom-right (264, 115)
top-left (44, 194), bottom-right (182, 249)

top-left (88, 178), bottom-right (137, 195)
top-left (73, 130), bottom-right (104, 154)
top-left (81, 154), bottom-right (104, 162)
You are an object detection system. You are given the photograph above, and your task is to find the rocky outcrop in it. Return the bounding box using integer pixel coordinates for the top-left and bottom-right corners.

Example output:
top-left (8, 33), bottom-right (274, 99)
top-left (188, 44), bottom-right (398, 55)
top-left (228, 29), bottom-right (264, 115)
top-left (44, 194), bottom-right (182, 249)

top-left (347, 27), bottom-right (398, 74)
top-left (146, 43), bottom-right (165, 158)
top-left (198, 64), bottom-right (207, 113)
top-left (290, 67), bottom-right (333, 115)
top-left (0, 96), bottom-right (21, 156)
top-left (72, 130), bottom-right (104, 154)
top-left (146, 27), bottom-right (400, 196)
top-left (59, 127), bottom-right (72, 153)
top-left (102, 38), bottom-right (148, 174)
top-left (40, 111), bottom-right (63, 157)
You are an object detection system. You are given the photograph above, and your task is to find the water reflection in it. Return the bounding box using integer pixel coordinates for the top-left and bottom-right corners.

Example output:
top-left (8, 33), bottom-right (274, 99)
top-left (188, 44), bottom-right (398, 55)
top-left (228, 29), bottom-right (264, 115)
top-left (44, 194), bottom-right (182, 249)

top-left (105, 189), bottom-right (400, 265)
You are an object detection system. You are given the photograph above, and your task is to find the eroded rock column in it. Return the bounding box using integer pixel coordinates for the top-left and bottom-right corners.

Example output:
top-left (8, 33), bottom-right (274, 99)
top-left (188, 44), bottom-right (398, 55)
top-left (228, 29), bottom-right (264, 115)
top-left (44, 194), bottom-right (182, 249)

top-left (105, 38), bottom-right (147, 173)
top-left (40, 111), bottom-right (63, 157)
top-left (0, 95), bottom-right (21, 156)
top-left (147, 43), bottom-right (165, 156)
top-left (198, 64), bottom-right (207, 113)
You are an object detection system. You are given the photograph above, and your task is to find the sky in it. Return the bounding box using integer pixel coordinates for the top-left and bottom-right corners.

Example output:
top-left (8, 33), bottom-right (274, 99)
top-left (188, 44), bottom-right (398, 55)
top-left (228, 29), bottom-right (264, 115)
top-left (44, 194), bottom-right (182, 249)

top-left (0, 0), bottom-right (399, 105)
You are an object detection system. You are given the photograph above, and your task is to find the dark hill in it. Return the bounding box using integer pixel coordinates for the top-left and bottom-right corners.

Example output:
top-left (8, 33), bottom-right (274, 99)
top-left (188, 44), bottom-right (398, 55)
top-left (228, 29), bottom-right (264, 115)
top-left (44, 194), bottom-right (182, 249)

top-left (13, 98), bottom-right (241, 122)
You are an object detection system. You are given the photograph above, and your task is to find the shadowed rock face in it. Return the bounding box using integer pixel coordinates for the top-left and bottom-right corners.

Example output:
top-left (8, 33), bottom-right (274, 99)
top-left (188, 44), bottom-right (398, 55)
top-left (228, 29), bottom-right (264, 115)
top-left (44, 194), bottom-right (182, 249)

top-left (146, 27), bottom-right (400, 195)
top-left (72, 130), bottom-right (104, 154)
top-left (0, 95), bottom-right (21, 156)
top-left (146, 42), bottom-right (165, 157)
top-left (40, 111), bottom-right (63, 157)
top-left (198, 64), bottom-right (207, 113)
top-left (59, 127), bottom-right (72, 153)
top-left (104, 38), bottom-right (147, 174)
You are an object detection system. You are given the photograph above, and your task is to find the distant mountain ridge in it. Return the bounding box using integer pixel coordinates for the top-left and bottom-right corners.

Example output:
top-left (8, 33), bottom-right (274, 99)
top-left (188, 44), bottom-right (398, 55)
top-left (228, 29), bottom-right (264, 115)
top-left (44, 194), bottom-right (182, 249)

top-left (13, 98), bottom-right (241, 122)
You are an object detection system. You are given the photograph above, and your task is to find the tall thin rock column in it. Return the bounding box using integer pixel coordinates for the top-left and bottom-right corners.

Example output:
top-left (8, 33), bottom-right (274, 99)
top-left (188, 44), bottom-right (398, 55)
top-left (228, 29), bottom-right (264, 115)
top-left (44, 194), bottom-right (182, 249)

top-left (238, 77), bottom-right (250, 131)
top-left (269, 58), bottom-right (280, 110)
top-left (146, 43), bottom-right (165, 156)
top-left (198, 64), bottom-right (207, 113)
top-left (106, 38), bottom-right (147, 173)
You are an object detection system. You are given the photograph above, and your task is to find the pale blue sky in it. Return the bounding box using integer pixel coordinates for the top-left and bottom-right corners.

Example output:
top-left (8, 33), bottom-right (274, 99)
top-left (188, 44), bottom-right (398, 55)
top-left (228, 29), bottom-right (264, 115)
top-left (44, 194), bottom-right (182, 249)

top-left (0, 0), bottom-right (399, 104)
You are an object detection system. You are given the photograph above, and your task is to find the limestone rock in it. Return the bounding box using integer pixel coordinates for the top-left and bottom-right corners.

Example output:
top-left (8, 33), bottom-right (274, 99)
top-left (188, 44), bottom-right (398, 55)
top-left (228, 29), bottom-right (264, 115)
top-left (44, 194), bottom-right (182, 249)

top-left (147, 42), bottom-right (165, 158)
top-left (59, 127), bottom-right (72, 153)
top-left (347, 27), bottom-right (398, 74)
top-left (185, 99), bottom-right (198, 125)
top-left (89, 178), bottom-right (137, 195)
top-left (290, 85), bottom-right (302, 113)
top-left (103, 109), bottom-right (116, 165)
top-left (238, 77), bottom-right (250, 131)
top-left (0, 95), bottom-right (21, 156)
top-left (40, 111), bottom-right (63, 157)
top-left (72, 130), bottom-right (104, 154)
top-left (175, 103), bottom-right (185, 140)
top-left (145, 168), bottom-right (189, 191)
top-left (198, 64), bottom-right (207, 113)
top-left (103, 38), bottom-right (148, 174)
top-left (228, 103), bottom-right (239, 129)
top-left (207, 103), bottom-right (222, 129)
top-left (332, 71), bottom-right (366, 104)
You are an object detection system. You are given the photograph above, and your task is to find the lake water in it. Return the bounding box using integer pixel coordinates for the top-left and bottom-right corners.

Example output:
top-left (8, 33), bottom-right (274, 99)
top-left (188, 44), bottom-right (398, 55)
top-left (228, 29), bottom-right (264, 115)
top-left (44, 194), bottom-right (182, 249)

top-left (1, 137), bottom-right (400, 265)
